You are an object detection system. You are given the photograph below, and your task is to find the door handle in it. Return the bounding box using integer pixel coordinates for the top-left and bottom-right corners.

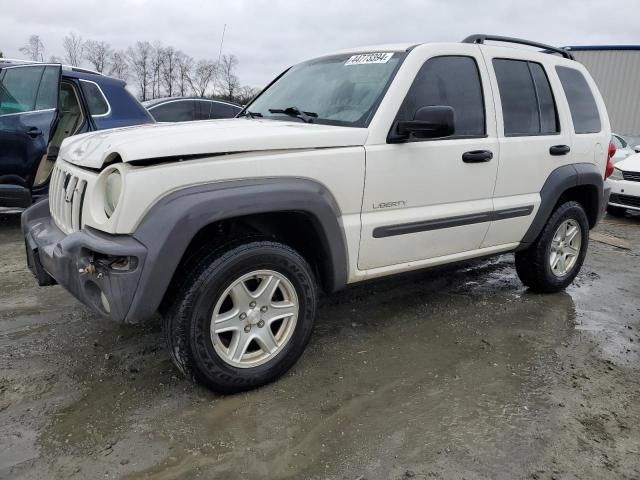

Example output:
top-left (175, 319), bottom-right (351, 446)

top-left (462, 150), bottom-right (493, 163)
top-left (25, 127), bottom-right (43, 138)
top-left (549, 144), bottom-right (570, 156)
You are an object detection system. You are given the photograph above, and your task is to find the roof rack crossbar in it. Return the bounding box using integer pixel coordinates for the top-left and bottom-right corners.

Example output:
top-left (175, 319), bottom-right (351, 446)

top-left (462, 34), bottom-right (575, 60)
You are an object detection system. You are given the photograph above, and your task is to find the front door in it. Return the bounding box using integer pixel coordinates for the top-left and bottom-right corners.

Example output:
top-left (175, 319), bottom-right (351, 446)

top-left (359, 50), bottom-right (499, 271)
top-left (0, 64), bottom-right (61, 205)
top-left (478, 49), bottom-right (575, 248)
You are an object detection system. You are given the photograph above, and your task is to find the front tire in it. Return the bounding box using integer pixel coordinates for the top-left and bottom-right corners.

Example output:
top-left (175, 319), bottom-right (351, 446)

top-left (163, 240), bottom-right (318, 393)
top-left (515, 201), bottom-right (589, 293)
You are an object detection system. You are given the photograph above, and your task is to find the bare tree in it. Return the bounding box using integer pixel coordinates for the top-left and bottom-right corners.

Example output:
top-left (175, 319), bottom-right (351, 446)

top-left (63, 32), bottom-right (84, 66)
top-left (161, 46), bottom-right (179, 97)
top-left (127, 41), bottom-right (153, 100)
top-left (189, 59), bottom-right (217, 97)
top-left (20, 35), bottom-right (45, 61)
top-left (148, 42), bottom-right (166, 99)
top-left (176, 52), bottom-right (194, 97)
top-left (217, 54), bottom-right (240, 101)
top-left (109, 50), bottom-right (129, 80)
top-left (235, 85), bottom-right (260, 105)
top-left (85, 40), bottom-right (112, 73)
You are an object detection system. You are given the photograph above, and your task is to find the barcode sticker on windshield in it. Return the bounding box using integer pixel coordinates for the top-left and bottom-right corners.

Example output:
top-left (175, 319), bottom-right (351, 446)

top-left (345, 52), bottom-right (394, 66)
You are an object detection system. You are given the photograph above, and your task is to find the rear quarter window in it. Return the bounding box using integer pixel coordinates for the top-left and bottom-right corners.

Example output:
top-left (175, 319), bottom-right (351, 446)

top-left (555, 66), bottom-right (601, 134)
top-left (80, 80), bottom-right (110, 116)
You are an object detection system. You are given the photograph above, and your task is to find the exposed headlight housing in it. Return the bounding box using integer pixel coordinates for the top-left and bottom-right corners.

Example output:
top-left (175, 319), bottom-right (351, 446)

top-left (609, 168), bottom-right (624, 181)
top-left (104, 170), bottom-right (122, 217)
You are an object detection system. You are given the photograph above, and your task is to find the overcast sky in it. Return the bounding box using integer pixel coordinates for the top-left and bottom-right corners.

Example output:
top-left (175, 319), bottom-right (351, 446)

top-left (2, 0), bottom-right (639, 88)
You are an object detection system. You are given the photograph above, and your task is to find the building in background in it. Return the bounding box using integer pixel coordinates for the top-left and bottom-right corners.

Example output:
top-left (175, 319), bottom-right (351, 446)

top-left (566, 46), bottom-right (640, 141)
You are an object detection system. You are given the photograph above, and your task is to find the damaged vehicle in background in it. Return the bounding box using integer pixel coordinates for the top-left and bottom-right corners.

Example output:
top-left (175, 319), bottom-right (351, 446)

top-left (611, 133), bottom-right (637, 163)
top-left (607, 151), bottom-right (640, 216)
top-left (0, 60), bottom-right (153, 209)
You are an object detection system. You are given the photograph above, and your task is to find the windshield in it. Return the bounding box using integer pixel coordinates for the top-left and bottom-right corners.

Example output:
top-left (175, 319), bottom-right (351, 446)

top-left (246, 52), bottom-right (405, 127)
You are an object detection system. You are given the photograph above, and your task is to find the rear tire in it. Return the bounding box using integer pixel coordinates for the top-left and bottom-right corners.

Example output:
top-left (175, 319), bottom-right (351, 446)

top-left (163, 240), bottom-right (318, 394)
top-left (515, 201), bottom-right (589, 293)
top-left (606, 205), bottom-right (626, 217)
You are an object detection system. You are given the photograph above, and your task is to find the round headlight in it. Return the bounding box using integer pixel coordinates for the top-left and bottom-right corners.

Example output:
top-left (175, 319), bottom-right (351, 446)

top-left (104, 170), bottom-right (122, 217)
top-left (609, 168), bottom-right (624, 181)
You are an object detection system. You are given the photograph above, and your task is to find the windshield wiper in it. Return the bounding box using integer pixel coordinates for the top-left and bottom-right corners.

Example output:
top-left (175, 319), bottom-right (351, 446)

top-left (239, 110), bottom-right (263, 119)
top-left (268, 106), bottom-right (318, 123)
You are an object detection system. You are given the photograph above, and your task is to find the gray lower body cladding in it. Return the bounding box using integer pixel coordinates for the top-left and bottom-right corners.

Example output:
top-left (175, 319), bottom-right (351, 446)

top-left (22, 178), bottom-right (349, 323)
top-left (517, 163), bottom-right (609, 250)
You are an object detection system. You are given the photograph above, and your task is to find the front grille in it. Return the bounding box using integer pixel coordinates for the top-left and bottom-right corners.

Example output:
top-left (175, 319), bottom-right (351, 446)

top-left (622, 171), bottom-right (640, 182)
top-left (49, 164), bottom-right (87, 234)
top-left (613, 194), bottom-right (640, 209)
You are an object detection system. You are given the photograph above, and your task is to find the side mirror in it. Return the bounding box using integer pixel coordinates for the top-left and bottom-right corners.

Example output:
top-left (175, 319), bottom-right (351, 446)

top-left (634, 145), bottom-right (640, 153)
top-left (390, 106), bottom-right (455, 143)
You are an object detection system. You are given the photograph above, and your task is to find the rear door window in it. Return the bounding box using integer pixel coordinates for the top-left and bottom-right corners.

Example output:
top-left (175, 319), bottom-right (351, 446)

top-left (194, 101), bottom-right (210, 120)
top-left (555, 66), bottom-right (601, 134)
top-left (529, 63), bottom-right (558, 134)
top-left (493, 59), bottom-right (559, 136)
top-left (35, 66), bottom-right (60, 111)
top-left (80, 80), bottom-right (110, 116)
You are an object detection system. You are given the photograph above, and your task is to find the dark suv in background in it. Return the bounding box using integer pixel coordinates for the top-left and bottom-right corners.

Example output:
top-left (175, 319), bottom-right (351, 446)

top-left (0, 60), bottom-right (154, 208)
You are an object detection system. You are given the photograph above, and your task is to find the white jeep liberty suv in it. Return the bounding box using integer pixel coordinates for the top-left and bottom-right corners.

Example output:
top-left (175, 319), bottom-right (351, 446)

top-left (23, 35), bottom-right (614, 393)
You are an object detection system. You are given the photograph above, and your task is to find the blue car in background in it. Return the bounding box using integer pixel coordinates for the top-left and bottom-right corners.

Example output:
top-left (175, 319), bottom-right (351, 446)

top-left (0, 60), bottom-right (154, 208)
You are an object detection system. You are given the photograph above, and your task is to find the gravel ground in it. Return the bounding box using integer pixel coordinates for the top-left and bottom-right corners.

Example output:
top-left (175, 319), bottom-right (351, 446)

top-left (0, 212), bottom-right (639, 480)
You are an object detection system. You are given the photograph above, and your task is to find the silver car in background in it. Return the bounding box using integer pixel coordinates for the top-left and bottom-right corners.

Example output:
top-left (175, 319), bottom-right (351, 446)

top-left (143, 97), bottom-right (242, 122)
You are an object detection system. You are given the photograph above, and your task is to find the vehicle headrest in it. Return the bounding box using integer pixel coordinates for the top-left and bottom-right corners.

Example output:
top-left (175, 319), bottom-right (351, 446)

top-left (59, 88), bottom-right (79, 113)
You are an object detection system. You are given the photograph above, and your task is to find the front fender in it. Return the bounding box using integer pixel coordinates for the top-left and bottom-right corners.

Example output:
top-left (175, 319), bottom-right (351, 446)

top-left (126, 178), bottom-right (348, 322)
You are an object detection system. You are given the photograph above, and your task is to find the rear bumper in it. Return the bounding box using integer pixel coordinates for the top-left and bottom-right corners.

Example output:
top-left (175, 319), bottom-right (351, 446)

top-left (22, 199), bottom-right (147, 322)
top-left (0, 184), bottom-right (32, 208)
top-left (600, 182), bottom-right (612, 219)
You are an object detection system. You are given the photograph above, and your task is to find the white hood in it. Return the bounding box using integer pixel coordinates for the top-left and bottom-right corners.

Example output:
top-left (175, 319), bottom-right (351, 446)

top-left (615, 152), bottom-right (640, 173)
top-left (59, 118), bottom-right (369, 169)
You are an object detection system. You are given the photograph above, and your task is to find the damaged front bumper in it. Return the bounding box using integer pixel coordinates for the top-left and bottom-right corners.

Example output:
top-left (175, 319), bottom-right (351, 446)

top-left (22, 200), bottom-right (147, 322)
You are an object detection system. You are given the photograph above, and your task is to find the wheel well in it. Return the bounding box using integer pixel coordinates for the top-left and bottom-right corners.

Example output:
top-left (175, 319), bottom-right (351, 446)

top-left (557, 184), bottom-right (599, 228)
top-left (159, 211), bottom-right (336, 312)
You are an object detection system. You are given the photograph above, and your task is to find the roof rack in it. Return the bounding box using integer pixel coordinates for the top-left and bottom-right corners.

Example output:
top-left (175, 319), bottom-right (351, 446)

top-left (0, 58), bottom-right (102, 75)
top-left (68, 66), bottom-right (102, 75)
top-left (462, 34), bottom-right (575, 60)
top-left (0, 58), bottom-right (35, 64)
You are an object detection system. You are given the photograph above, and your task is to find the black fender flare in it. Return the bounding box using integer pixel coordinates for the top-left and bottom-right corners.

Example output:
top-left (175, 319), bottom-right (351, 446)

top-left (127, 178), bottom-right (348, 322)
top-left (518, 162), bottom-right (605, 249)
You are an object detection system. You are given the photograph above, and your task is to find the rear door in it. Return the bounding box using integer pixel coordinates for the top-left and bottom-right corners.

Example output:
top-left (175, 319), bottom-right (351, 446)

top-left (0, 64), bottom-right (61, 192)
top-left (478, 48), bottom-right (574, 247)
